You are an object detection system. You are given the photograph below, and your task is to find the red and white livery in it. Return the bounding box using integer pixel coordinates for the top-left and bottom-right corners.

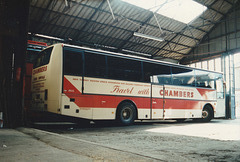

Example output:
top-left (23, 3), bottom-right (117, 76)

top-left (31, 44), bottom-right (225, 125)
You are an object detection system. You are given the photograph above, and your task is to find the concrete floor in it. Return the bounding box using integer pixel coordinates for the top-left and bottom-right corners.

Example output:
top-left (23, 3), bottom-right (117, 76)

top-left (1, 118), bottom-right (240, 161)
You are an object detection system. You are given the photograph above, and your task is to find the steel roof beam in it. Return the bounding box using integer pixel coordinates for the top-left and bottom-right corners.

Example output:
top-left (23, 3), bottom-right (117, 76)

top-left (116, 12), bottom-right (155, 52)
top-left (71, 0), bottom-right (105, 41)
top-left (57, 1), bottom-right (203, 43)
top-left (34, 5), bottom-right (195, 50)
top-left (61, 2), bottom-right (84, 38)
top-left (30, 19), bottom-right (187, 56)
top-left (32, 0), bottom-right (56, 33)
top-left (161, 0), bottom-right (221, 60)
top-left (181, 0), bottom-right (240, 63)
top-left (29, 0), bottom-right (237, 61)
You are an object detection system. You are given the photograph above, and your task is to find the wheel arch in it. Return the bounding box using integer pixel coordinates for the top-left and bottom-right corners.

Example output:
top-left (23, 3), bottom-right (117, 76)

top-left (203, 103), bottom-right (214, 114)
top-left (202, 103), bottom-right (214, 120)
top-left (116, 99), bottom-right (138, 120)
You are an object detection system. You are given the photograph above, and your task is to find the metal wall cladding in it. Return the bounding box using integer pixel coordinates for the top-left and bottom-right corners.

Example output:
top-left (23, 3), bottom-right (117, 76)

top-left (29, 0), bottom-right (237, 62)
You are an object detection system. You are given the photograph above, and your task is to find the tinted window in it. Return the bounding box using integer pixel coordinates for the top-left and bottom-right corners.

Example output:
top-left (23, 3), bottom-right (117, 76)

top-left (85, 52), bottom-right (107, 78)
top-left (195, 70), bottom-right (220, 89)
top-left (63, 49), bottom-right (83, 76)
top-left (143, 62), bottom-right (171, 83)
top-left (34, 47), bottom-right (53, 68)
top-left (171, 67), bottom-right (195, 86)
top-left (108, 56), bottom-right (142, 82)
top-left (26, 50), bottom-right (40, 63)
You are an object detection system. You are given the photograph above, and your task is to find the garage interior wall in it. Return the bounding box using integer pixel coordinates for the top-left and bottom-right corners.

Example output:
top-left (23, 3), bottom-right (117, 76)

top-left (183, 2), bottom-right (240, 119)
top-left (181, 1), bottom-right (240, 64)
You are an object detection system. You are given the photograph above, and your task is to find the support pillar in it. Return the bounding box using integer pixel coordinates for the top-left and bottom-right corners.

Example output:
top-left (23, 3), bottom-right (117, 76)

top-left (0, 0), bottom-right (30, 127)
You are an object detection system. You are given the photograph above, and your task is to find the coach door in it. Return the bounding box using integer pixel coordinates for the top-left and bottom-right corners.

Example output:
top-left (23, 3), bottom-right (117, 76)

top-left (144, 63), bottom-right (171, 120)
top-left (151, 83), bottom-right (164, 119)
top-left (215, 79), bottom-right (226, 117)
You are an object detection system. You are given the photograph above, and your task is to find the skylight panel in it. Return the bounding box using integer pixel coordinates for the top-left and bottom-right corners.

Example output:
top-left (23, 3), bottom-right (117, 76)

top-left (122, 0), bottom-right (207, 24)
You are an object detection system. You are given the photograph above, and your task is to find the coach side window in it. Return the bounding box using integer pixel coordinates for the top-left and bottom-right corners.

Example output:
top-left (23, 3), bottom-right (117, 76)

top-left (143, 62), bottom-right (171, 84)
top-left (85, 52), bottom-right (107, 78)
top-left (171, 67), bottom-right (195, 86)
top-left (63, 49), bottom-right (83, 76)
top-left (34, 47), bottom-right (53, 68)
top-left (108, 56), bottom-right (142, 82)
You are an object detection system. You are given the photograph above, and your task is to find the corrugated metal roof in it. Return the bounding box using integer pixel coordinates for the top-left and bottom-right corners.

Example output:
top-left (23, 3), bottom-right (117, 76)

top-left (28, 0), bottom-right (238, 61)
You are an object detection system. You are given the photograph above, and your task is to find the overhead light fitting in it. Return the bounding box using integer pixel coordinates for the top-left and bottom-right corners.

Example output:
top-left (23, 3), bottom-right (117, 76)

top-left (34, 33), bottom-right (64, 41)
top-left (133, 32), bottom-right (164, 42)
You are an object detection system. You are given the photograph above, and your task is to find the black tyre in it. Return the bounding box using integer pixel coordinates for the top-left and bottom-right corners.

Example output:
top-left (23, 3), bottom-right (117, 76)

top-left (176, 119), bottom-right (185, 123)
top-left (117, 102), bottom-right (136, 125)
top-left (201, 105), bottom-right (213, 122)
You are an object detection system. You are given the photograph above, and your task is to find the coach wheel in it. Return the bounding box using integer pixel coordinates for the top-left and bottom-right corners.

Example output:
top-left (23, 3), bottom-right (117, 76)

top-left (117, 102), bottom-right (136, 125)
top-left (201, 105), bottom-right (213, 122)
